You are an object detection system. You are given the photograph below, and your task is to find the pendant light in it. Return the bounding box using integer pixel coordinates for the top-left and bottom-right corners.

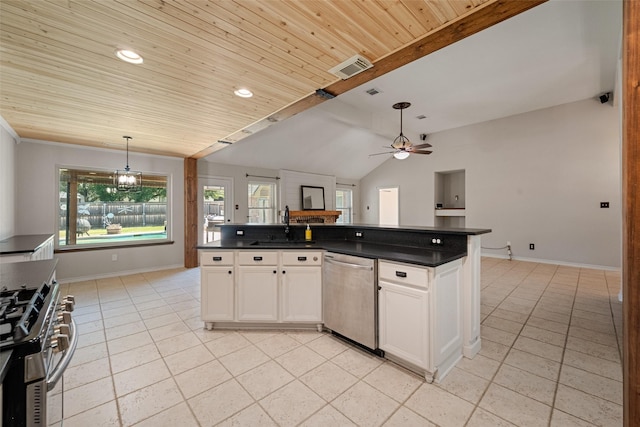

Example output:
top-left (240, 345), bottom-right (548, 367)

top-left (392, 102), bottom-right (412, 160)
top-left (114, 136), bottom-right (142, 192)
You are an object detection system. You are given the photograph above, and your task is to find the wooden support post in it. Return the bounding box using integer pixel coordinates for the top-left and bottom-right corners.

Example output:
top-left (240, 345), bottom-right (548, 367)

top-left (623, 1), bottom-right (640, 425)
top-left (68, 170), bottom-right (78, 245)
top-left (184, 158), bottom-right (198, 268)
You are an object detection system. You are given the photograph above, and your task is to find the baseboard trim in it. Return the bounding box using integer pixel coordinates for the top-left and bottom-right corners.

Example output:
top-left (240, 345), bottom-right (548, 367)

top-left (481, 253), bottom-right (620, 271)
top-left (59, 263), bottom-right (186, 283)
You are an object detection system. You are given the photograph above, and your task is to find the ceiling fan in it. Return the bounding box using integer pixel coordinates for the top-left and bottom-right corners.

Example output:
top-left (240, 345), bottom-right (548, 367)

top-left (370, 102), bottom-right (432, 160)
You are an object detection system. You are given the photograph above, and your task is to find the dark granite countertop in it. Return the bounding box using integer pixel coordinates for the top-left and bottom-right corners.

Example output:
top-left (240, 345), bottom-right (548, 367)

top-left (198, 223), bottom-right (492, 267)
top-left (218, 223), bottom-right (491, 236)
top-left (199, 239), bottom-right (465, 267)
top-left (0, 259), bottom-right (58, 291)
top-left (0, 234), bottom-right (54, 255)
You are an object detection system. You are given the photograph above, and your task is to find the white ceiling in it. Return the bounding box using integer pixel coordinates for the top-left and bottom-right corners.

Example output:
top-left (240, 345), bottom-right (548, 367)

top-left (203, 0), bottom-right (622, 180)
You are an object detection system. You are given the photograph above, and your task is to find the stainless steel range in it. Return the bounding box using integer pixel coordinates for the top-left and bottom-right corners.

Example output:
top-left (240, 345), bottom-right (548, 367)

top-left (0, 259), bottom-right (77, 427)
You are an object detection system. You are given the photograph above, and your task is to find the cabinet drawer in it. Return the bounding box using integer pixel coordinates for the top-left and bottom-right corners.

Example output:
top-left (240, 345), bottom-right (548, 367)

top-left (379, 260), bottom-right (429, 289)
top-left (281, 251), bottom-right (323, 266)
top-left (238, 251), bottom-right (278, 265)
top-left (201, 251), bottom-right (234, 266)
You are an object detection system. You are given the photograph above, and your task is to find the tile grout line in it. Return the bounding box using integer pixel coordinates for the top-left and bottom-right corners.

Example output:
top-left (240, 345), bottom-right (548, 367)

top-left (466, 261), bottom-right (559, 426)
top-left (547, 266), bottom-right (580, 427)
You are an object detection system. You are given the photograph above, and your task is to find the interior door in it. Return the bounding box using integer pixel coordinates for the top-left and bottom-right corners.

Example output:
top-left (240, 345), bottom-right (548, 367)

top-left (379, 187), bottom-right (399, 226)
top-left (199, 177), bottom-right (233, 244)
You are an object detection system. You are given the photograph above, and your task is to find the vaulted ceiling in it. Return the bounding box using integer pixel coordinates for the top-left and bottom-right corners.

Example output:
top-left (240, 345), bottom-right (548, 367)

top-left (0, 0), bottom-right (545, 159)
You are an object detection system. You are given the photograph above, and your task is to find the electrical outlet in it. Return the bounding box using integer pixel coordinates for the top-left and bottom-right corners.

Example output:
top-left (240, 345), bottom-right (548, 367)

top-left (236, 230), bottom-right (244, 236)
top-left (111, 254), bottom-right (118, 261)
top-left (600, 202), bottom-right (609, 208)
top-left (355, 231), bottom-right (363, 238)
top-left (529, 243), bottom-right (535, 250)
top-left (507, 241), bottom-right (511, 246)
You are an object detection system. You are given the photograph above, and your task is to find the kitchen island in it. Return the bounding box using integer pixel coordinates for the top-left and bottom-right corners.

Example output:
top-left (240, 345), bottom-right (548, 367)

top-left (197, 223), bottom-right (490, 381)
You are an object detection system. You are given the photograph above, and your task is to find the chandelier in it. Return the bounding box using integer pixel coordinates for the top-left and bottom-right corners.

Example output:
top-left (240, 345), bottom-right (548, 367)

top-left (114, 136), bottom-right (142, 192)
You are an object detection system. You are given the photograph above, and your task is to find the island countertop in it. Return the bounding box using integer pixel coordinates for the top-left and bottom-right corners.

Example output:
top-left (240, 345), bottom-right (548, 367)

top-left (198, 223), bottom-right (490, 267)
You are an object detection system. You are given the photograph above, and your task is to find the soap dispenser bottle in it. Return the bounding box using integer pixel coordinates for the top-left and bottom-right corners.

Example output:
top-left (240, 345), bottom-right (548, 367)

top-left (305, 224), bottom-right (312, 241)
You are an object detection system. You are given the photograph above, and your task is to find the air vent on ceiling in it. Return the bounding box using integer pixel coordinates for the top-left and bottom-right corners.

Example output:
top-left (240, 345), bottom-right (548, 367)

top-left (365, 87), bottom-right (381, 96)
top-left (329, 55), bottom-right (373, 80)
top-left (416, 115), bottom-right (428, 120)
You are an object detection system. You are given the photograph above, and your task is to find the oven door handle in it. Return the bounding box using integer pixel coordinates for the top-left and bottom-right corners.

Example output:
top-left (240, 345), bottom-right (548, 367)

top-left (47, 318), bottom-right (78, 391)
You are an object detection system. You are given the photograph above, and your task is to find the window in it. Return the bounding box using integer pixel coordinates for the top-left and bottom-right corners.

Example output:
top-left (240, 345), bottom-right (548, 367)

top-left (248, 181), bottom-right (277, 223)
top-left (57, 167), bottom-right (169, 248)
top-left (336, 188), bottom-right (353, 224)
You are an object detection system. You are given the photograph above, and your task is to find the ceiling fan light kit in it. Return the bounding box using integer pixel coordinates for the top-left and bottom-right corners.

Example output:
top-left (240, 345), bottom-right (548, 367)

top-left (369, 102), bottom-right (433, 160)
top-left (114, 136), bottom-right (142, 192)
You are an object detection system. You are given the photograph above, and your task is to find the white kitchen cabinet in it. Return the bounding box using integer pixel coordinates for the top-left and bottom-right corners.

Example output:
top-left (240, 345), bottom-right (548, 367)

top-left (237, 267), bottom-right (279, 321)
top-left (281, 267), bottom-right (322, 322)
top-left (378, 258), bottom-right (463, 382)
top-left (201, 249), bottom-right (322, 327)
top-left (200, 252), bottom-right (235, 328)
top-left (378, 280), bottom-right (429, 368)
top-left (281, 251), bottom-right (322, 323)
top-left (237, 251), bottom-right (279, 321)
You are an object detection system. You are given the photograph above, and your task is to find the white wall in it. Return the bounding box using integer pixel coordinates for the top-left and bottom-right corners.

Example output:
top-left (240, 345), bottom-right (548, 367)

top-left (15, 140), bottom-right (185, 281)
top-left (0, 123), bottom-right (17, 239)
top-left (198, 160), bottom-right (360, 223)
top-left (280, 169), bottom-right (336, 211)
top-left (360, 99), bottom-right (621, 268)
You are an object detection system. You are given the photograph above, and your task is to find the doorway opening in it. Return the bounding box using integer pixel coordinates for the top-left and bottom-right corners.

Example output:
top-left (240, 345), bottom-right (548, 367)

top-left (378, 187), bottom-right (399, 226)
top-left (199, 177), bottom-right (233, 243)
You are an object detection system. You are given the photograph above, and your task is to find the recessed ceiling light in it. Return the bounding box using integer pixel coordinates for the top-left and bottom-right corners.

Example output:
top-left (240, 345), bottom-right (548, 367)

top-left (115, 49), bottom-right (143, 64)
top-left (234, 88), bottom-right (253, 98)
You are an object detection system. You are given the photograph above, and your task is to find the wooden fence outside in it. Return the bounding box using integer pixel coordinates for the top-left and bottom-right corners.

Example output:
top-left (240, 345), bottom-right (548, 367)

top-left (60, 202), bottom-right (167, 229)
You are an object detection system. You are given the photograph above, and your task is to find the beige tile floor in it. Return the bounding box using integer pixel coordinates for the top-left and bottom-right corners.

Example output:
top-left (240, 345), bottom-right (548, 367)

top-left (50, 258), bottom-right (623, 426)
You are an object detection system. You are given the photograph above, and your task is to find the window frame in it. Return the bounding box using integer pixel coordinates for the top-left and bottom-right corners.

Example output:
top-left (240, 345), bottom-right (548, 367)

top-left (247, 180), bottom-right (278, 224)
top-left (336, 187), bottom-right (353, 224)
top-left (55, 165), bottom-right (172, 250)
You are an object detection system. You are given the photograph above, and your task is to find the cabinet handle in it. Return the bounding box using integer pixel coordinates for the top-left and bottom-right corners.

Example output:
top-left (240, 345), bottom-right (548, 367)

top-left (297, 256), bottom-right (307, 261)
top-left (253, 256), bottom-right (263, 261)
top-left (395, 271), bottom-right (407, 278)
top-left (228, 270), bottom-right (232, 274)
top-left (273, 270), bottom-right (277, 274)
top-left (212, 256), bottom-right (222, 261)
top-left (282, 270), bottom-right (286, 274)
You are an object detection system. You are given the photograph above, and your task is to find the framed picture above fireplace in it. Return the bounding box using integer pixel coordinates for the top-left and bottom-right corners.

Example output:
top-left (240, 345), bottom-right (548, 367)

top-left (301, 185), bottom-right (325, 210)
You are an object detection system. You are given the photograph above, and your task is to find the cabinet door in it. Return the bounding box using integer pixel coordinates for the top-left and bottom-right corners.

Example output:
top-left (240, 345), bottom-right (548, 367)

top-left (433, 263), bottom-right (463, 366)
top-left (201, 267), bottom-right (234, 321)
top-left (237, 266), bottom-right (279, 321)
top-left (281, 267), bottom-right (322, 322)
top-left (378, 280), bottom-right (430, 369)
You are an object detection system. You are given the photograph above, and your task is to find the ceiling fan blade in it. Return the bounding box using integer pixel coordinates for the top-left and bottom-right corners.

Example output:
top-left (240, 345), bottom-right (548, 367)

top-left (369, 151), bottom-right (396, 157)
top-left (410, 142), bottom-right (432, 149)
top-left (411, 150), bottom-right (433, 155)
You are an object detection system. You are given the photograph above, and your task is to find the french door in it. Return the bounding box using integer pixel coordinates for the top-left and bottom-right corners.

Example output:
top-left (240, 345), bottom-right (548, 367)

top-left (199, 177), bottom-right (233, 244)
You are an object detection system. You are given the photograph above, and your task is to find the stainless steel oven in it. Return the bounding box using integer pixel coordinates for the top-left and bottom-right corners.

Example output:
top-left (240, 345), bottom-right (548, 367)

top-left (1, 259), bottom-right (77, 427)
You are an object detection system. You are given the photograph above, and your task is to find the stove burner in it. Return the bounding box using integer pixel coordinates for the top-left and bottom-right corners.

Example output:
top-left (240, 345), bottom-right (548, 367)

top-left (0, 282), bottom-right (50, 346)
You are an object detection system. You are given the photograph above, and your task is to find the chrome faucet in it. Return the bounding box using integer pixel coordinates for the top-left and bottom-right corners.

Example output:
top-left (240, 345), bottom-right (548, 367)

top-left (284, 205), bottom-right (291, 240)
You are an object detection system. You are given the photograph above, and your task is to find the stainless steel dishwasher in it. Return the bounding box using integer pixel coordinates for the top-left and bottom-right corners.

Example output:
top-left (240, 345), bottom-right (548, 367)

top-left (323, 252), bottom-right (378, 351)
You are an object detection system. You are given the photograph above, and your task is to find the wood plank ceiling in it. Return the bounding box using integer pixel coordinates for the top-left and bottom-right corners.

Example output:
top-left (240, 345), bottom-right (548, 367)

top-left (0, 0), bottom-right (544, 158)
